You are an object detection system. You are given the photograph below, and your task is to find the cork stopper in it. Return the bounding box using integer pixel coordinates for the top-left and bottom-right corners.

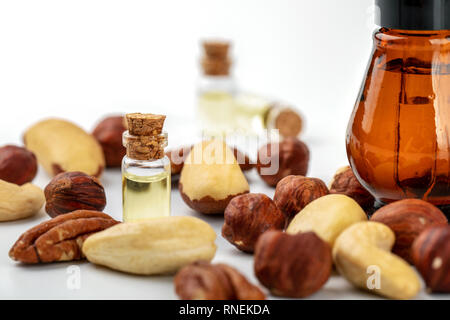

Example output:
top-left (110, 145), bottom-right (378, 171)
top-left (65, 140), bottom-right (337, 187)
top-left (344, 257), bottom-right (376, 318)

top-left (126, 113), bottom-right (165, 136)
top-left (265, 104), bottom-right (303, 138)
top-left (201, 40), bottom-right (231, 76)
top-left (123, 113), bottom-right (167, 160)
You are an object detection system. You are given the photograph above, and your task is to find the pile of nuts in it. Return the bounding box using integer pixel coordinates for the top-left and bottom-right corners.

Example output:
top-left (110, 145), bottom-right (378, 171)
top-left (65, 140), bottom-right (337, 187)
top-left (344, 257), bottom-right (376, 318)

top-left (1, 114), bottom-right (449, 301)
top-left (217, 163), bottom-right (449, 299)
top-left (0, 145), bottom-right (43, 222)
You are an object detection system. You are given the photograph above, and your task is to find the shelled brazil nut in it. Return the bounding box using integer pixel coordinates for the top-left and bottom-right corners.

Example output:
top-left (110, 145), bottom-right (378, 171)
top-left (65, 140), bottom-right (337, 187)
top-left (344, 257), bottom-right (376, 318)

top-left (286, 194), bottom-right (367, 246)
top-left (24, 118), bottom-right (105, 177)
top-left (82, 216), bottom-right (217, 275)
top-left (179, 140), bottom-right (249, 214)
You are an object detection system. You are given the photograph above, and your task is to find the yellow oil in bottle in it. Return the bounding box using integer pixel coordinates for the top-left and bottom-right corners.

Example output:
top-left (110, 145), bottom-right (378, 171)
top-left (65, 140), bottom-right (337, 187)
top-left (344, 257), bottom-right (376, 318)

top-left (198, 91), bottom-right (302, 137)
top-left (122, 170), bottom-right (171, 222)
top-left (233, 93), bottom-right (271, 135)
top-left (198, 91), bottom-right (236, 136)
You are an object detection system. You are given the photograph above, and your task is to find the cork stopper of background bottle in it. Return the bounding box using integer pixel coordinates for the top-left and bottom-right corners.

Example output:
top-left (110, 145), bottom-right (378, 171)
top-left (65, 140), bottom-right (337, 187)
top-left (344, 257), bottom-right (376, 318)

top-left (124, 113), bottom-right (167, 160)
top-left (265, 103), bottom-right (303, 138)
top-left (201, 40), bottom-right (231, 76)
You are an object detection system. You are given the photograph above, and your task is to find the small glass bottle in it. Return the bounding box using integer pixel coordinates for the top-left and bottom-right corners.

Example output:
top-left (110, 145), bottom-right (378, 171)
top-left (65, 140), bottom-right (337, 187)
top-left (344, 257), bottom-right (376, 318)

top-left (233, 95), bottom-right (304, 138)
top-left (122, 113), bottom-right (171, 222)
top-left (346, 0), bottom-right (450, 211)
top-left (197, 40), bottom-right (237, 136)
top-left (197, 41), bottom-right (304, 138)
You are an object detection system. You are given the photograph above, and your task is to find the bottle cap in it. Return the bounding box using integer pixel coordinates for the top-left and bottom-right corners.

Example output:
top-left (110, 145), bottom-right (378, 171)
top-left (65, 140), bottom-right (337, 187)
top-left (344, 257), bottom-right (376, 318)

top-left (123, 113), bottom-right (167, 160)
top-left (201, 40), bottom-right (232, 76)
top-left (376, 0), bottom-right (450, 30)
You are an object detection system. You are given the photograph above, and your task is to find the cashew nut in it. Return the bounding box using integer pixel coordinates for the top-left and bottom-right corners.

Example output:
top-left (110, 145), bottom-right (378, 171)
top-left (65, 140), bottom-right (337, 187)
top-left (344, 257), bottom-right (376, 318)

top-left (286, 194), bottom-right (367, 246)
top-left (333, 221), bottom-right (421, 300)
top-left (0, 179), bottom-right (45, 221)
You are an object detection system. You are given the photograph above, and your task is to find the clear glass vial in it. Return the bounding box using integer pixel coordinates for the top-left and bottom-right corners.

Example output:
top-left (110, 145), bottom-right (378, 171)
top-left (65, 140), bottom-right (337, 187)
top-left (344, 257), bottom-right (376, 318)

top-left (346, 0), bottom-right (450, 210)
top-left (197, 40), bottom-right (237, 137)
top-left (122, 116), bottom-right (171, 222)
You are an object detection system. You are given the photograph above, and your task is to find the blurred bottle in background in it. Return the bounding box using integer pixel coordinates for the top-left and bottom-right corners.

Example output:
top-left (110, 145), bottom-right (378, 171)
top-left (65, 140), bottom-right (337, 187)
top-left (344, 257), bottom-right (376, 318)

top-left (234, 94), bottom-right (304, 138)
top-left (197, 40), bottom-right (304, 139)
top-left (197, 40), bottom-right (237, 136)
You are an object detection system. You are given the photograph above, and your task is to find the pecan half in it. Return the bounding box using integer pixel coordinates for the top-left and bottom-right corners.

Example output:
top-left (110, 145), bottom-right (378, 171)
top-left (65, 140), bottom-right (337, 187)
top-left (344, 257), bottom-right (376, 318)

top-left (9, 210), bottom-right (119, 264)
top-left (174, 261), bottom-right (266, 300)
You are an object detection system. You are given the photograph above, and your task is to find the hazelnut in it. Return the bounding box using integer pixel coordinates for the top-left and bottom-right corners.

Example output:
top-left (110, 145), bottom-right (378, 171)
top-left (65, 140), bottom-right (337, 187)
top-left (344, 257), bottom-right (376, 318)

top-left (92, 116), bottom-right (127, 167)
top-left (371, 199), bottom-right (448, 263)
top-left (254, 230), bottom-right (332, 298)
top-left (222, 193), bottom-right (285, 253)
top-left (179, 140), bottom-right (249, 214)
top-left (166, 145), bottom-right (192, 176)
top-left (411, 225), bottom-right (450, 293)
top-left (0, 145), bottom-right (37, 185)
top-left (274, 175), bottom-right (329, 223)
top-left (174, 261), bottom-right (265, 300)
top-left (44, 171), bottom-right (107, 218)
top-left (329, 166), bottom-right (375, 209)
top-left (233, 147), bottom-right (253, 171)
top-left (256, 138), bottom-right (309, 187)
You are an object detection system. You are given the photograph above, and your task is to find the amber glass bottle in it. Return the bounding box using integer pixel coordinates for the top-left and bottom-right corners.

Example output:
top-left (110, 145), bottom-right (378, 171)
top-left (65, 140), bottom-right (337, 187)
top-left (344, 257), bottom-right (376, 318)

top-left (347, 0), bottom-right (450, 209)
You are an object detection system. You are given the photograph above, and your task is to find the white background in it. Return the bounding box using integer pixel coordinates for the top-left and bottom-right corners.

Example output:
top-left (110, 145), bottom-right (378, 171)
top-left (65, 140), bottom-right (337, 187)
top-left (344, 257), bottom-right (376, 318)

top-left (0, 0), bottom-right (375, 151)
top-left (2, 0), bottom-right (446, 300)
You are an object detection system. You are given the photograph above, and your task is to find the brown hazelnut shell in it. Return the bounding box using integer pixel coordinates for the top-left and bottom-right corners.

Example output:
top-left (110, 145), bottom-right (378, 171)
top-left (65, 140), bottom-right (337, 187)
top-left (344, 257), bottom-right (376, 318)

top-left (165, 145), bottom-right (192, 176)
top-left (44, 171), bottom-right (107, 218)
top-left (274, 175), bottom-right (329, 223)
top-left (371, 199), bottom-right (448, 263)
top-left (222, 193), bottom-right (285, 253)
top-left (411, 225), bottom-right (450, 293)
top-left (256, 138), bottom-right (309, 187)
top-left (0, 145), bottom-right (37, 185)
top-left (254, 230), bottom-right (332, 298)
top-left (179, 182), bottom-right (248, 215)
top-left (330, 166), bottom-right (374, 209)
top-left (174, 260), bottom-right (265, 300)
top-left (233, 147), bottom-right (253, 171)
top-left (92, 116), bottom-right (127, 168)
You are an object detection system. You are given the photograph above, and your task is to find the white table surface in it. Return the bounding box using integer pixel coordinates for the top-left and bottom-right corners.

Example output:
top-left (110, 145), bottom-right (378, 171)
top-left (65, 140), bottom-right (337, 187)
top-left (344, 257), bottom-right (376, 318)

top-left (1, 125), bottom-right (449, 301)
top-left (1, 0), bottom-right (447, 300)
